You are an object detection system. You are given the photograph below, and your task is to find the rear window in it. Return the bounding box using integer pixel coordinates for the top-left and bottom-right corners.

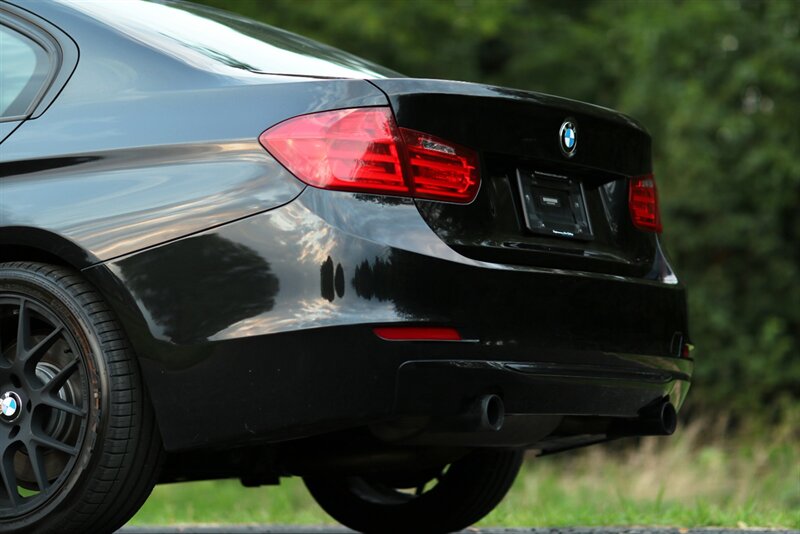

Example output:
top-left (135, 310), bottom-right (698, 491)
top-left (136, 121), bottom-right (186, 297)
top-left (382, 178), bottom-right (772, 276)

top-left (61, 0), bottom-right (401, 79)
top-left (0, 24), bottom-right (50, 118)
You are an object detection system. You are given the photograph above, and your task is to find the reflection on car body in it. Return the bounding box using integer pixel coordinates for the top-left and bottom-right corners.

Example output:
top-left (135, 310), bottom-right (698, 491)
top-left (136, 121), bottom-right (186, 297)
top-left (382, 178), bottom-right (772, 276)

top-left (0, 1), bottom-right (692, 532)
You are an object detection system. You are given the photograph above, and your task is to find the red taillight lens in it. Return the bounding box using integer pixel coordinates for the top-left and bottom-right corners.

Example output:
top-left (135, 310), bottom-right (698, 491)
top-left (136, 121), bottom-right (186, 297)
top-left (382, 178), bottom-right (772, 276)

top-left (259, 107), bottom-right (480, 203)
top-left (373, 326), bottom-right (462, 341)
top-left (259, 107), bottom-right (409, 196)
top-left (629, 173), bottom-right (662, 233)
top-left (400, 128), bottom-right (480, 203)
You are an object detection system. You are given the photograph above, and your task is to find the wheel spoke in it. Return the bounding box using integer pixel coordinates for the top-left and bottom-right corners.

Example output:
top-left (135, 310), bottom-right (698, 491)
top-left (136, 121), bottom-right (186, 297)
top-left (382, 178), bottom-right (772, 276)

top-left (22, 325), bottom-right (63, 370)
top-left (0, 447), bottom-right (19, 507)
top-left (24, 442), bottom-right (50, 492)
top-left (41, 395), bottom-right (86, 417)
top-left (15, 299), bottom-right (31, 361)
top-left (0, 328), bottom-right (6, 368)
top-left (42, 357), bottom-right (80, 395)
top-left (32, 433), bottom-right (78, 457)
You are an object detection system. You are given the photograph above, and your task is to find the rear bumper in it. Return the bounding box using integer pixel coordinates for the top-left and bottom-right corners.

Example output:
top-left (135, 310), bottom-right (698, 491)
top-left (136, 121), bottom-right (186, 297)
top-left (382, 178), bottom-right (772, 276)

top-left (389, 357), bottom-right (690, 450)
top-left (86, 187), bottom-right (692, 452)
top-left (396, 359), bottom-right (690, 419)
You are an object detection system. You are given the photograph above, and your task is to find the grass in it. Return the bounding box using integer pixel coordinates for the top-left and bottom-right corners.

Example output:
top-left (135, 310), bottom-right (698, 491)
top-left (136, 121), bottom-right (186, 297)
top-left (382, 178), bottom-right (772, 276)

top-left (129, 414), bottom-right (800, 529)
top-left (483, 416), bottom-right (800, 529)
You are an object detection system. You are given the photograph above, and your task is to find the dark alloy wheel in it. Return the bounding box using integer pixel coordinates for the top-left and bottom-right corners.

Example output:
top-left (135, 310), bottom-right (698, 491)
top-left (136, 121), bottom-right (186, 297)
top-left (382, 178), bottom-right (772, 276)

top-left (0, 263), bottom-right (163, 533)
top-left (304, 448), bottom-right (524, 534)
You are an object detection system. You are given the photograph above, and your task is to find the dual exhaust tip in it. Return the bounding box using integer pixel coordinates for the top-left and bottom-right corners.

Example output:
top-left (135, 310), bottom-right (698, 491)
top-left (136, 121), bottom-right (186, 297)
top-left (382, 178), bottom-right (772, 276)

top-left (456, 395), bottom-right (678, 438)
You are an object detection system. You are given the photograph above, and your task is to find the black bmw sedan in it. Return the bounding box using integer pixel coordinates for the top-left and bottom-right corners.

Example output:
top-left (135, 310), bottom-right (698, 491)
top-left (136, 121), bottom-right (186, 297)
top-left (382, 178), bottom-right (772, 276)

top-left (0, 1), bottom-right (693, 532)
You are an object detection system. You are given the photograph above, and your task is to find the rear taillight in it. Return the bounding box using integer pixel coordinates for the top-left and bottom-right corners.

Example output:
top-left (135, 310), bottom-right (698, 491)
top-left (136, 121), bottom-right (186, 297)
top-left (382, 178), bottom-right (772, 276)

top-left (629, 173), bottom-right (662, 233)
top-left (399, 128), bottom-right (479, 202)
top-left (259, 107), bottom-right (480, 203)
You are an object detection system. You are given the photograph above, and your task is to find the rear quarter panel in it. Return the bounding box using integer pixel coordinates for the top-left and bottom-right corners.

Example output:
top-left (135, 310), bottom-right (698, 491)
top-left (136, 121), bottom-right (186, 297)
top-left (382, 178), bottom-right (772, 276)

top-left (0, 1), bottom-right (387, 265)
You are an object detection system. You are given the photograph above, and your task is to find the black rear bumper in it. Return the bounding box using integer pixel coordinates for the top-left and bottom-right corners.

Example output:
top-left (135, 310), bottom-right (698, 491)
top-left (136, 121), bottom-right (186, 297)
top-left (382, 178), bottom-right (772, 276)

top-left (87, 187), bottom-right (692, 452)
top-left (396, 359), bottom-right (690, 419)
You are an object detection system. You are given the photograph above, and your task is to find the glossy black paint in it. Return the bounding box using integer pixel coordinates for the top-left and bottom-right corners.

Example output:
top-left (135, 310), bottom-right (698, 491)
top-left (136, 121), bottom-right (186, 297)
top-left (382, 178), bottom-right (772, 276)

top-left (0, 0), bottom-right (384, 264)
top-left (368, 79), bottom-right (661, 277)
top-left (83, 187), bottom-right (691, 451)
top-left (1, 0), bottom-right (691, 466)
top-left (371, 78), bottom-right (652, 176)
top-left (0, 122), bottom-right (20, 145)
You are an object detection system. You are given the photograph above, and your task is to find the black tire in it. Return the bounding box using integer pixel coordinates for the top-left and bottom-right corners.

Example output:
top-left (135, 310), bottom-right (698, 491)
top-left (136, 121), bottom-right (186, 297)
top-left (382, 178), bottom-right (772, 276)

top-left (304, 448), bottom-right (524, 534)
top-left (0, 262), bottom-right (164, 533)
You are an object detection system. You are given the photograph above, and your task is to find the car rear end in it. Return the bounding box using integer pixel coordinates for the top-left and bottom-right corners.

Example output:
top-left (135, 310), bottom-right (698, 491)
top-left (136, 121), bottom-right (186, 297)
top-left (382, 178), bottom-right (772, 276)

top-left (97, 76), bottom-right (692, 453)
top-left (1, 2), bottom-right (694, 531)
top-left (247, 78), bottom-right (692, 452)
top-left (48, 0), bottom-right (692, 452)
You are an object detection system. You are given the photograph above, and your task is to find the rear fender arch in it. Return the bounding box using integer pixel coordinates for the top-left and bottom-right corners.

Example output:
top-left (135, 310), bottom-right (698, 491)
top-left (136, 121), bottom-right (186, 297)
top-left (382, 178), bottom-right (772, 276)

top-left (0, 228), bottom-right (171, 445)
top-left (0, 226), bottom-right (97, 268)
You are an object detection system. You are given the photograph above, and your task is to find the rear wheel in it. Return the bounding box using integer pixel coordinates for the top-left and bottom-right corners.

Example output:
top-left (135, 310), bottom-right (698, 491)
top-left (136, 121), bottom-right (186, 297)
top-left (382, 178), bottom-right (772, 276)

top-left (304, 448), bottom-right (523, 534)
top-left (0, 262), bottom-right (163, 533)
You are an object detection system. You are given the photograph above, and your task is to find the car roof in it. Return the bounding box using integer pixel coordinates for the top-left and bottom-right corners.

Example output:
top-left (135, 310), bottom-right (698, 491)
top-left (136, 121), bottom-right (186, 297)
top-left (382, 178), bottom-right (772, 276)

top-left (20, 0), bottom-right (401, 80)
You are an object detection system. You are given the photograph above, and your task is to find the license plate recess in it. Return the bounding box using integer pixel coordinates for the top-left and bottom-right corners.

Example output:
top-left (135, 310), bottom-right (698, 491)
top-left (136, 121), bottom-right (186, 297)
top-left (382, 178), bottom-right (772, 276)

top-left (516, 169), bottom-right (593, 240)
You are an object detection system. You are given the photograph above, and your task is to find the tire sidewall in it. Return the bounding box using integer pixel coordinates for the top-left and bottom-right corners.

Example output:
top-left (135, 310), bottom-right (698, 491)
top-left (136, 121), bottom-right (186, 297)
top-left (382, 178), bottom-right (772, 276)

top-left (0, 266), bottom-right (111, 533)
top-left (305, 449), bottom-right (524, 534)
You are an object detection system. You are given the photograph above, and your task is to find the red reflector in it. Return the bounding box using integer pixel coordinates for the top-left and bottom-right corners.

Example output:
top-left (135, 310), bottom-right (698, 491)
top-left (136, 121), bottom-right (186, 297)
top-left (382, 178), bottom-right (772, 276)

top-left (373, 326), bottom-right (462, 341)
top-left (629, 173), bottom-right (663, 233)
top-left (259, 107), bottom-right (480, 203)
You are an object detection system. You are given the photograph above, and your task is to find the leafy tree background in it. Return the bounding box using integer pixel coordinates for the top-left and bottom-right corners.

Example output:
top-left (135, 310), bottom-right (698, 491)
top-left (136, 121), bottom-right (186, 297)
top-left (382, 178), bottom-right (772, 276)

top-left (196, 0), bottom-right (799, 417)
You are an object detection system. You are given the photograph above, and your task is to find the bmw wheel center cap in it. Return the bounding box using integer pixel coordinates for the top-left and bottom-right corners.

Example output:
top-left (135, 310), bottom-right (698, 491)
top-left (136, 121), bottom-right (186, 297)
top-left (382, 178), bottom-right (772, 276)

top-left (0, 391), bottom-right (22, 422)
top-left (559, 119), bottom-right (578, 157)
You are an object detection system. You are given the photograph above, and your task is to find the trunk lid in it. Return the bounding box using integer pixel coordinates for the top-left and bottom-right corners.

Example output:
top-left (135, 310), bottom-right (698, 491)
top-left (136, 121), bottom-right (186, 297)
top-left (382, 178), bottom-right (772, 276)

top-left (369, 78), bottom-right (658, 278)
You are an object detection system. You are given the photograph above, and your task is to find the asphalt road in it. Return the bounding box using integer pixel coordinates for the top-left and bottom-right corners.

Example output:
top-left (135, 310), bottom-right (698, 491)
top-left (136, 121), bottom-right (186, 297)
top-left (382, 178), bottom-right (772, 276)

top-left (121, 528), bottom-right (800, 534)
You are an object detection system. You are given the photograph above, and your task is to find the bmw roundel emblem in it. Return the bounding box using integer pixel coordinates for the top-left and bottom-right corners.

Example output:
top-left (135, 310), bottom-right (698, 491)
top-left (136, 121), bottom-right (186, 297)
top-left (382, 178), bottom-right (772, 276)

top-left (559, 119), bottom-right (578, 158)
top-left (0, 392), bottom-right (21, 421)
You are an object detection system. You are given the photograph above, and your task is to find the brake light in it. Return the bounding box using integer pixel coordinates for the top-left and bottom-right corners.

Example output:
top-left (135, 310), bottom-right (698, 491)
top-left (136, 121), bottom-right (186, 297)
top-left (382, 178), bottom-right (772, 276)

top-left (400, 128), bottom-right (479, 202)
top-left (629, 173), bottom-right (662, 233)
top-left (258, 107), bottom-right (408, 196)
top-left (259, 107), bottom-right (480, 203)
